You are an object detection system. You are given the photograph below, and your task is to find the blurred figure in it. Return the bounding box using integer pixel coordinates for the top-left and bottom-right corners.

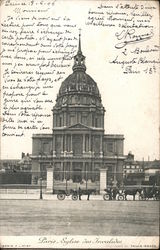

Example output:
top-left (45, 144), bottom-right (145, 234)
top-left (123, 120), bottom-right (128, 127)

top-left (79, 187), bottom-right (82, 200)
top-left (87, 190), bottom-right (90, 200)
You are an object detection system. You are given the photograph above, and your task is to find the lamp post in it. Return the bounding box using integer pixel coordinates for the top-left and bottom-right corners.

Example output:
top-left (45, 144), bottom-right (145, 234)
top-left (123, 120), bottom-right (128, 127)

top-left (113, 154), bottom-right (118, 188)
top-left (66, 170), bottom-right (68, 193)
top-left (52, 163), bottom-right (54, 194)
top-left (86, 168), bottom-right (88, 190)
top-left (40, 177), bottom-right (43, 200)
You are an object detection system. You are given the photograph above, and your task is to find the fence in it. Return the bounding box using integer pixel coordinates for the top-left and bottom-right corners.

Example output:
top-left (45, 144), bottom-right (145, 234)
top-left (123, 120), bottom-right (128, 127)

top-left (0, 170), bottom-right (159, 195)
top-left (0, 184), bottom-right (46, 194)
top-left (0, 172), bottom-right (32, 184)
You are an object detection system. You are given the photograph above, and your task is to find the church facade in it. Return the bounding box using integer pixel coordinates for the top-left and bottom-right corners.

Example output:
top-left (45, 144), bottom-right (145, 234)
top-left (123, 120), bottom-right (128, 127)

top-left (31, 34), bottom-right (125, 189)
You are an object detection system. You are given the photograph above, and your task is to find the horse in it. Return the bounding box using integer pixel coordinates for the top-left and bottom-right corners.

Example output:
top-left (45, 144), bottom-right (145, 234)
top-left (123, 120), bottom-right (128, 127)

top-left (140, 187), bottom-right (160, 200)
top-left (123, 188), bottom-right (142, 200)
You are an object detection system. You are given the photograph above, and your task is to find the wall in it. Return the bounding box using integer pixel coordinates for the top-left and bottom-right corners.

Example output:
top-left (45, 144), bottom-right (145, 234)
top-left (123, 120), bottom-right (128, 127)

top-left (0, 172), bottom-right (31, 184)
top-left (32, 134), bottom-right (52, 156)
top-left (103, 136), bottom-right (124, 156)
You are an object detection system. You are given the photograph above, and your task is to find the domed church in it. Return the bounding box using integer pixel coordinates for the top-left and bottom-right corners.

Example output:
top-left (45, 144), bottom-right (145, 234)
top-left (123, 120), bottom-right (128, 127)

top-left (31, 33), bottom-right (125, 191)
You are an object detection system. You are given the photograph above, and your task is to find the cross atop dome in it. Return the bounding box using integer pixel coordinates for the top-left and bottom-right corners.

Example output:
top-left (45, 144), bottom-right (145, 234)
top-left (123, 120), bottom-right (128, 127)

top-left (72, 29), bottom-right (86, 72)
top-left (78, 28), bottom-right (82, 54)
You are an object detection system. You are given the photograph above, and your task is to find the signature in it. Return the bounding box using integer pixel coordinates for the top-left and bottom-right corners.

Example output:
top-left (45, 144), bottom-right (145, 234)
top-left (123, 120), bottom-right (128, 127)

top-left (115, 29), bottom-right (154, 49)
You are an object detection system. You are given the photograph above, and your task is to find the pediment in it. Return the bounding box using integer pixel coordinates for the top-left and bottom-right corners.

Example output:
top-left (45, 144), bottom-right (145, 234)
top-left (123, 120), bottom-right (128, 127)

top-left (68, 123), bottom-right (91, 130)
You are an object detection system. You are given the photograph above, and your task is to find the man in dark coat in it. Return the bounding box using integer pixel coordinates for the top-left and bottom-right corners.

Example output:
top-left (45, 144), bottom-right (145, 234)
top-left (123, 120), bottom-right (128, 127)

top-left (87, 190), bottom-right (90, 200)
top-left (79, 187), bottom-right (82, 200)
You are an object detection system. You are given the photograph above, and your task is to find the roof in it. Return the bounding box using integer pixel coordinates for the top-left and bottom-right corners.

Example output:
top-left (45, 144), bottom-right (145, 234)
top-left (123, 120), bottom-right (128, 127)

top-left (54, 32), bottom-right (103, 109)
top-left (104, 134), bottom-right (124, 139)
top-left (32, 134), bottom-right (52, 138)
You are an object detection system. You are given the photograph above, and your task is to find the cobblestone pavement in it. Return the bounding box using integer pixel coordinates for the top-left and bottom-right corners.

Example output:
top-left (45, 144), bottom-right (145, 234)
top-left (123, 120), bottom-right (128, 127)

top-left (0, 199), bottom-right (159, 236)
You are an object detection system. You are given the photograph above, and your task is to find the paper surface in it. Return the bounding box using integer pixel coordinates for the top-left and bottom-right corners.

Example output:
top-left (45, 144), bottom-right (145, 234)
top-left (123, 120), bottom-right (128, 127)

top-left (1, 0), bottom-right (159, 160)
top-left (0, 0), bottom-right (159, 249)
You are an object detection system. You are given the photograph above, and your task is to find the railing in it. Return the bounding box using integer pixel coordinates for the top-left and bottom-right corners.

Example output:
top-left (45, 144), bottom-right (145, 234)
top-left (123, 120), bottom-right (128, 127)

top-left (0, 184), bottom-right (46, 194)
top-left (0, 181), bottom-right (100, 194)
top-left (53, 180), bottom-right (100, 191)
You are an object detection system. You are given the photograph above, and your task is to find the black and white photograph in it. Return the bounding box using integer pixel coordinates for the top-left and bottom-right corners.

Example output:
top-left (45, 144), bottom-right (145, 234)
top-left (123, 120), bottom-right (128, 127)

top-left (0, 0), bottom-right (159, 249)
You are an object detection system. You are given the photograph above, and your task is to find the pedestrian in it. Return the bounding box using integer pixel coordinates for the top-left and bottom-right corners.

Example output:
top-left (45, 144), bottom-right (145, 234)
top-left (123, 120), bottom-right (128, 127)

top-left (112, 187), bottom-right (117, 200)
top-left (79, 187), bottom-right (82, 200)
top-left (87, 190), bottom-right (90, 200)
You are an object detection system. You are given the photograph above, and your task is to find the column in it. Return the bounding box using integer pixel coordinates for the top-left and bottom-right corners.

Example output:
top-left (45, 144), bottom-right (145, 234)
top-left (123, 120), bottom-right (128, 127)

top-left (113, 161), bottom-right (118, 187)
top-left (100, 135), bottom-right (103, 157)
top-left (53, 114), bottom-right (56, 128)
top-left (102, 114), bottom-right (104, 128)
top-left (46, 167), bottom-right (53, 193)
top-left (93, 113), bottom-right (95, 127)
top-left (61, 135), bottom-right (64, 156)
top-left (60, 162), bottom-right (63, 181)
top-left (53, 135), bottom-right (56, 157)
top-left (70, 161), bottom-right (73, 180)
top-left (83, 134), bottom-right (85, 153)
top-left (63, 112), bottom-right (67, 126)
top-left (63, 162), bottom-right (66, 181)
top-left (100, 168), bottom-right (107, 194)
top-left (82, 162), bottom-right (85, 180)
top-left (64, 134), bottom-right (67, 155)
top-left (92, 162), bottom-right (95, 182)
top-left (89, 113), bottom-right (92, 127)
top-left (79, 112), bottom-right (81, 123)
top-left (70, 134), bottom-right (73, 153)
top-left (89, 134), bottom-right (91, 152)
top-left (69, 162), bottom-right (71, 180)
top-left (62, 162), bottom-right (64, 180)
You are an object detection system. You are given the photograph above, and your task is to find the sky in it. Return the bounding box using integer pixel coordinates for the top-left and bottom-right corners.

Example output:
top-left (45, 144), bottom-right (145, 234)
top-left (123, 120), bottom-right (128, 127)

top-left (1, 0), bottom-right (159, 161)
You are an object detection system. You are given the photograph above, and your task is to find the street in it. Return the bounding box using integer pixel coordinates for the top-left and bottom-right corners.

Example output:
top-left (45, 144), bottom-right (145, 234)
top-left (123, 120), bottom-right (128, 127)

top-left (0, 199), bottom-right (159, 236)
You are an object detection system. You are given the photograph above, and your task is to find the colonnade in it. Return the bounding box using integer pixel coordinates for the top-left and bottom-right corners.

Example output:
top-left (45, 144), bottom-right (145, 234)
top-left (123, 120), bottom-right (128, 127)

top-left (53, 134), bottom-right (103, 156)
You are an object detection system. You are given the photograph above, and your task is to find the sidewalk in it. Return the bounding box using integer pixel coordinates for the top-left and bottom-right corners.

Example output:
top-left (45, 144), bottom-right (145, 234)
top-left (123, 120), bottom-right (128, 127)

top-left (0, 193), bottom-right (104, 200)
top-left (0, 192), bottom-right (140, 200)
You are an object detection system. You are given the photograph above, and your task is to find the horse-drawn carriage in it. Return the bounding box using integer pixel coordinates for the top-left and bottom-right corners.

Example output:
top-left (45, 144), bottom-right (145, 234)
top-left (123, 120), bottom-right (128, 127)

top-left (54, 188), bottom-right (96, 200)
top-left (53, 184), bottom-right (159, 201)
top-left (139, 186), bottom-right (160, 200)
top-left (103, 187), bottom-right (126, 201)
top-left (103, 185), bottom-right (160, 201)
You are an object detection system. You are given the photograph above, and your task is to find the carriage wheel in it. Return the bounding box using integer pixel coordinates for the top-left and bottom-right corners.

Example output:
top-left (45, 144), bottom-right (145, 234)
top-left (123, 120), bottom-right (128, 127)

top-left (118, 194), bottom-right (124, 201)
top-left (72, 194), bottom-right (78, 201)
top-left (57, 193), bottom-right (65, 200)
top-left (103, 194), bottom-right (110, 201)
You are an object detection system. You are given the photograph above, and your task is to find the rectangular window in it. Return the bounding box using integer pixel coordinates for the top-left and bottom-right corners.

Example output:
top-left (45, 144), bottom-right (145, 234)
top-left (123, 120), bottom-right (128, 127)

top-left (59, 117), bottom-right (62, 127)
top-left (72, 135), bottom-right (83, 156)
top-left (107, 142), bottom-right (113, 152)
top-left (55, 136), bottom-right (61, 155)
top-left (43, 143), bottom-right (49, 154)
top-left (94, 136), bottom-right (100, 155)
top-left (70, 115), bottom-right (75, 125)
top-left (95, 118), bottom-right (98, 127)
top-left (82, 116), bottom-right (87, 125)
top-left (92, 115), bottom-right (94, 126)
top-left (54, 163), bottom-right (61, 181)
